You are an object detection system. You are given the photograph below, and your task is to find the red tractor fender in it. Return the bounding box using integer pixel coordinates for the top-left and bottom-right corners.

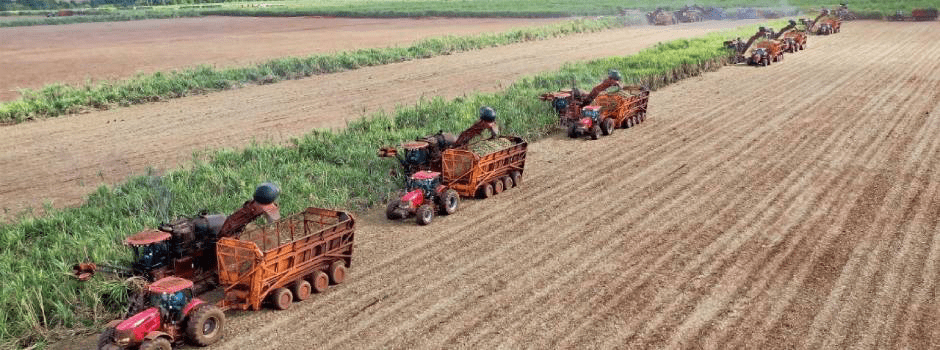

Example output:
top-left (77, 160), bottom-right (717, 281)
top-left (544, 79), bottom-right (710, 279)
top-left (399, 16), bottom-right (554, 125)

top-left (144, 331), bottom-right (173, 342)
top-left (183, 298), bottom-right (206, 316)
top-left (435, 185), bottom-right (448, 194)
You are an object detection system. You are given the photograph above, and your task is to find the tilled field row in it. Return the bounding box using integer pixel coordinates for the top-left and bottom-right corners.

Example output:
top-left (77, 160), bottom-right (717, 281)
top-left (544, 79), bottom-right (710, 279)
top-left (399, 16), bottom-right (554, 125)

top-left (203, 22), bottom-right (940, 349)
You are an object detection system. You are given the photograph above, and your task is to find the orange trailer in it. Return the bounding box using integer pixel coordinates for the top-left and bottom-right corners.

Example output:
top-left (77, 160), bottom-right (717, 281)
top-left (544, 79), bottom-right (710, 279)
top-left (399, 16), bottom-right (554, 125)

top-left (442, 136), bottom-right (527, 198)
top-left (216, 207), bottom-right (355, 311)
top-left (592, 85), bottom-right (650, 130)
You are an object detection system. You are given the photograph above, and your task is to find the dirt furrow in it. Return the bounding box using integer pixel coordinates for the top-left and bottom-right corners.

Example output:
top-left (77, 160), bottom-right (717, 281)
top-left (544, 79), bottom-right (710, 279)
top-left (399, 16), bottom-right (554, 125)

top-left (0, 20), bottom-right (765, 215)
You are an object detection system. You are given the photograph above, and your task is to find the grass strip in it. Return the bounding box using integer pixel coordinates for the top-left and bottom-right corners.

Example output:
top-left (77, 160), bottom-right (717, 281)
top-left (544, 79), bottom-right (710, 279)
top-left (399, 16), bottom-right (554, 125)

top-left (0, 15), bottom-right (644, 124)
top-left (0, 19), bottom-right (785, 348)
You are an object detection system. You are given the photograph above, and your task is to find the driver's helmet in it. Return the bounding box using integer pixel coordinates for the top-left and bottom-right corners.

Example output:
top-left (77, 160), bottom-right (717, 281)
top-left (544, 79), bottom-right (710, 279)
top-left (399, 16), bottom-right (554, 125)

top-left (479, 106), bottom-right (496, 122)
top-left (608, 70), bottom-right (623, 81)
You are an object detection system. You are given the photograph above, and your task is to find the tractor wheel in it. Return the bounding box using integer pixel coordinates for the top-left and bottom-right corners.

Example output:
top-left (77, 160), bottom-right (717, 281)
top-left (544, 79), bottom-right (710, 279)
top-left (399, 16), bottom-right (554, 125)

top-left (601, 118), bottom-right (614, 136)
top-left (502, 176), bottom-right (514, 190)
top-left (311, 271), bottom-right (329, 293)
top-left (329, 260), bottom-right (347, 284)
top-left (97, 327), bottom-right (115, 350)
top-left (139, 338), bottom-right (172, 350)
top-left (440, 189), bottom-right (459, 215)
top-left (292, 280), bottom-right (312, 301)
top-left (567, 124), bottom-right (578, 138)
top-left (590, 127), bottom-right (599, 140)
top-left (386, 200), bottom-right (402, 220)
top-left (510, 171), bottom-right (522, 187)
top-left (271, 288), bottom-right (293, 310)
top-left (186, 304), bottom-right (225, 346)
top-left (416, 204), bottom-right (434, 225)
top-left (493, 179), bottom-right (504, 194)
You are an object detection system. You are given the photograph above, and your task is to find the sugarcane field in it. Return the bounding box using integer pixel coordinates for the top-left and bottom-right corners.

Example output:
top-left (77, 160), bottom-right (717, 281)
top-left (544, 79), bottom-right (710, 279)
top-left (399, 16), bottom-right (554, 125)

top-left (1, 1), bottom-right (939, 349)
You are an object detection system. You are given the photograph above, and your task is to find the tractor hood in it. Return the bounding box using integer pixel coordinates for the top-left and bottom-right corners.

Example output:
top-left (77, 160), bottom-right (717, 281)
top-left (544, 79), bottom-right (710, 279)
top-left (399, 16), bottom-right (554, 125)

top-left (400, 189), bottom-right (424, 207)
top-left (116, 307), bottom-right (161, 344)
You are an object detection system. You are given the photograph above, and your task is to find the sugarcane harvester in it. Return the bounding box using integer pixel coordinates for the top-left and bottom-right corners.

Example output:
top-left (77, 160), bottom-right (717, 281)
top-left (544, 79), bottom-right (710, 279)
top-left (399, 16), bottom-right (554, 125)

top-left (540, 70), bottom-right (627, 139)
top-left (772, 20), bottom-right (806, 53)
top-left (377, 107), bottom-right (499, 179)
top-left (725, 27), bottom-right (769, 64)
top-left (77, 184), bottom-right (281, 314)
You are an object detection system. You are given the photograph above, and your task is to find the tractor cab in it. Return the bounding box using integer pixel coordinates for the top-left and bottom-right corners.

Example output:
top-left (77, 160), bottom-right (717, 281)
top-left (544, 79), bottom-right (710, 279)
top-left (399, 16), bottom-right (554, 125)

top-left (126, 230), bottom-right (173, 275)
top-left (148, 277), bottom-right (196, 324)
top-left (581, 106), bottom-right (602, 126)
top-left (407, 171), bottom-right (442, 195)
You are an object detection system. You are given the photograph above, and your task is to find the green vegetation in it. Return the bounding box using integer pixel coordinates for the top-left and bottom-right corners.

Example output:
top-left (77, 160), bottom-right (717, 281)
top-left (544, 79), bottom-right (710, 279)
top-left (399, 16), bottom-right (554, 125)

top-left (2, 0), bottom-right (928, 27)
top-left (0, 19), bottom-right (785, 348)
top-left (0, 15), bottom-right (644, 124)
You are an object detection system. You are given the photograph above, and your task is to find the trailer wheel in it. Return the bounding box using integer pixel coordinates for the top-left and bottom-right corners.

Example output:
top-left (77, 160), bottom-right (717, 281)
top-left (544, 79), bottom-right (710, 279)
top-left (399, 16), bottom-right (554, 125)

top-left (97, 327), bottom-right (115, 350)
top-left (639, 112), bottom-right (646, 122)
top-left (510, 171), bottom-right (522, 187)
top-left (140, 338), bottom-right (172, 350)
top-left (386, 200), bottom-right (402, 220)
top-left (271, 288), bottom-right (293, 310)
top-left (310, 271), bottom-right (329, 293)
top-left (480, 183), bottom-right (494, 198)
top-left (600, 118), bottom-right (614, 136)
top-left (440, 189), bottom-right (459, 215)
top-left (329, 260), bottom-right (348, 284)
top-left (493, 179), bottom-right (504, 194)
top-left (293, 280), bottom-right (312, 301)
top-left (186, 304), bottom-right (225, 346)
top-left (502, 176), bottom-right (514, 190)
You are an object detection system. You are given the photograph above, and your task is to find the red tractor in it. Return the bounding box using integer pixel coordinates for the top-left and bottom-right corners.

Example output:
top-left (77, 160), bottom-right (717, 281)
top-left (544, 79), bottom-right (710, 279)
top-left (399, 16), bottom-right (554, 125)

top-left (540, 70), bottom-right (624, 136)
top-left (566, 105), bottom-right (612, 140)
top-left (98, 277), bottom-right (225, 350)
top-left (385, 170), bottom-right (460, 225)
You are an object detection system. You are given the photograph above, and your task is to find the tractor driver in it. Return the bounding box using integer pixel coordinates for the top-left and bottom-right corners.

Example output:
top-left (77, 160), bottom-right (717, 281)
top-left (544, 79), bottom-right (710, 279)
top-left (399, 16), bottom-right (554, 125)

top-left (160, 291), bottom-right (187, 323)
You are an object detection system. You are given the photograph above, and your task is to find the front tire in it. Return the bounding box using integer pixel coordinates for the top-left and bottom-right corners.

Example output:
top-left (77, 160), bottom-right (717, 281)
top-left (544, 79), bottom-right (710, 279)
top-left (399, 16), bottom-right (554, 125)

top-left (97, 327), bottom-right (115, 350)
top-left (140, 337), bottom-right (172, 350)
top-left (186, 304), bottom-right (225, 346)
top-left (386, 200), bottom-right (402, 220)
top-left (416, 204), bottom-right (434, 225)
top-left (567, 124), bottom-right (578, 138)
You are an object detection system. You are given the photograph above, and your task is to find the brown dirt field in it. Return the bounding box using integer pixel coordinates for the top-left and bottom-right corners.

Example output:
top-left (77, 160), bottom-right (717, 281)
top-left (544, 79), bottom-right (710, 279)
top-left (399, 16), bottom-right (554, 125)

top-left (0, 16), bottom-right (564, 101)
top-left (197, 21), bottom-right (939, 349)
top-left (55, 20), bottom-right (940, 349)
top-left (0, 19), bottom-right (763, 216)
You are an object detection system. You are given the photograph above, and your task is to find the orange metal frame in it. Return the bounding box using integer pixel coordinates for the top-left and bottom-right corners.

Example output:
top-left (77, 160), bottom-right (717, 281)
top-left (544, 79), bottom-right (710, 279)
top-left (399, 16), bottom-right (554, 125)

top-left (216, 207), bottom-right (355, 311)
top-left (442, 136), bottom-right (527, 197)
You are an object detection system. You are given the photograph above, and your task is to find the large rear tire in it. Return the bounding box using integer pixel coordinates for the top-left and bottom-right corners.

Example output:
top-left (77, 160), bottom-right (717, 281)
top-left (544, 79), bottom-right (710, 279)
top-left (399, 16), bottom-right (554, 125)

top-left (416, 204), bottom-right (434, 225)
top-left (186, 304), bottom-right (225, 346)
top-left (385, 200), bottom-right (402, 220)
top-left (139, 338), bottom-right (172, 350)
top-left (600, 118), bottom-right (614, 136)
top-left (440, 189), bottom-right (459, 215)
top-left (271, 288), bottom-right (293, 310)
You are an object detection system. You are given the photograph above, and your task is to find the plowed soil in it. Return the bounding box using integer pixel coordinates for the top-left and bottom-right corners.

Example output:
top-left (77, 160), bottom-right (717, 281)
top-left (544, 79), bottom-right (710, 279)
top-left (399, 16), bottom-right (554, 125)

top-left (0, 20), bottom-right (763, 215)
top-left (0, 16), bottom-right (564, 101)
top-left (198, 21), bottom-right (937, 349)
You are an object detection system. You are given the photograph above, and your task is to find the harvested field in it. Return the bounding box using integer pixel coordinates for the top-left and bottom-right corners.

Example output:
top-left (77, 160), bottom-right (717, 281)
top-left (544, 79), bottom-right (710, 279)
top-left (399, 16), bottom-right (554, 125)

top-left (192, 21), bottom-right (936, 349)
top-left (0, 20), bottom-right (762, 215)
top-left (0, 16), bottom-right (564, 101)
